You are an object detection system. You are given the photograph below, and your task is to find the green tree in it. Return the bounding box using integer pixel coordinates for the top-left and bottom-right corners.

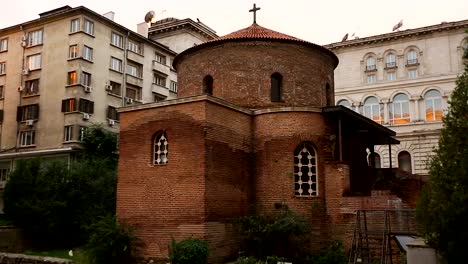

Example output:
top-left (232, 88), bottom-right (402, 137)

top-left (416, 41), bottom-right (468, 262)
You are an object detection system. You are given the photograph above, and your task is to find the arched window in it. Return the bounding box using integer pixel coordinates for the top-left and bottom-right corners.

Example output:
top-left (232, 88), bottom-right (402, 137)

top-left (373, 153), bottom-right (381, 169)
top-left (325, 83), bottom-right (333, 106)
top-left (425, 90), bottom-right (443, 121)
top-left (407, 50), bottom-right (418, 65)
top-left (386, 53), bottom-right (397, 68)
top-left (294, 142), bottom-right (318, 196)
top-left (398, 151), bottom-right (412, 173)
top-left (366, 57), bottom-right (376, 71)
top-left (153, 131), bottom-right (168, 165)
top-left (389, 93), bottom-right (410, 124)
top-left (363, 96), bottom-right (383, 124)
top-left (203, 75), bottom-right (213, 95)
top-left (271, 73), bottom-right (283, 102)
top-left (337, 99), bottom-right (351, 108)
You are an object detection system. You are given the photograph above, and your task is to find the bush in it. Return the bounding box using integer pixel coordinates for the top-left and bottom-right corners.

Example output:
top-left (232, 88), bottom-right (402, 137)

top-left (84, 215), bottom-right (142, 264)
top-left (309, 241), bottom-right (347, 264)
top-left (235, 256), bottom-right (259, 264)
top-left (170, 238), bottom-right (209, 264)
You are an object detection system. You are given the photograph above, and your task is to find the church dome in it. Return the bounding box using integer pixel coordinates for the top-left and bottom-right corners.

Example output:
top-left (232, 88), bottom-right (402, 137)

top-left (173, 23), bottom-right (339, 109)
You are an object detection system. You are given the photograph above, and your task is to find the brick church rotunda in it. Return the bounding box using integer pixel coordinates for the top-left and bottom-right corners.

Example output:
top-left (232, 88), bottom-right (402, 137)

top-left (117, 5), bottom-right (414, 263)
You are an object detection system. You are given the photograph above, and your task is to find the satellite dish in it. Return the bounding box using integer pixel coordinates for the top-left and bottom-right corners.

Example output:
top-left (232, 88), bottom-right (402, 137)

top-left (341, 33), bottom-right (349, 42)
top-left (144, 11), bottom-right (156, 23)
top-left (392, 19), bottom-right (403, 31)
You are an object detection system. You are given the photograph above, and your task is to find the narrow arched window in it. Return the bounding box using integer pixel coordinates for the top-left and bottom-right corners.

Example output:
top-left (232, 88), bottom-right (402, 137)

top-left (424, 90), bottom-right (443, 121)
top-left (153, 131), bottom-right (168, 165)
top-left (398, 151), bottom-right (412, 173)
top-left (407, 50), bottom-right (418, 65)
top-left (366, 57), bottom-right (376, 71)
top-left (337, 99), bottom-right (351, 108)
top-left (294, 142), bottom-right (318, 196)
top-left (271, 73), bottom-right (282, 102)
top-left (389, 93), bottom-right (410, 124)
top-left (325, 83), bottom-right (332, 106)
top-left (203, 75), bottom-right (213, 95)
top-left (386, 53), bottom-right (397, 68)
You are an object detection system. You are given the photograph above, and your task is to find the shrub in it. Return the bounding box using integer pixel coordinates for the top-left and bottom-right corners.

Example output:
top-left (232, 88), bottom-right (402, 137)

top-left (84, 215), bottom-right (142, 264)
top-left (310, 240), bottom-right (347, 264)
top-left (170, 238), bottom-right (209, 264)
top-left (235, 256), bottom-right (259, 264)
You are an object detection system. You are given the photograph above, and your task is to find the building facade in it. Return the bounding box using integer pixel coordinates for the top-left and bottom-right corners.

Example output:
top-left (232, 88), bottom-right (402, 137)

top-left (326, 20), bottom-right (468, 176)
top-left (0, 6), bottom-right (177, 192)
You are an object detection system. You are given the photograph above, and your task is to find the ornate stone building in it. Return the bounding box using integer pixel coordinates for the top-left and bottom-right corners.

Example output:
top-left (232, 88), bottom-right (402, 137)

top-left (325, 19), bottom-right (468, 176)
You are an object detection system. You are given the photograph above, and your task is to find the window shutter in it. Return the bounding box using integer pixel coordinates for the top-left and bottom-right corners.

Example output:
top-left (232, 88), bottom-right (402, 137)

top-left (79, 99), bottom-right (84, 112)
top-left (16, 106), bottom-right (23, 121)
top-left (0, 110), bottom-right (3, 122)
top-left (90, 101), bottom-right (94, 114)
top-left (61, 100), bottom-right (66, 112)
top-left (33, 104), bottom-right (39, 119)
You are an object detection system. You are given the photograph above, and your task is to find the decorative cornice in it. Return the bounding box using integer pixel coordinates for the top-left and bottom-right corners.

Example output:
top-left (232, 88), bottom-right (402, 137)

top-left (149, 18), bottom-right (218, 40)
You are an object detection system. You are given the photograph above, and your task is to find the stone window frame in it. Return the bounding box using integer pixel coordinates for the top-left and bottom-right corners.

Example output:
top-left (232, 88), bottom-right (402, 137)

top-left (153, 131), bottom-right (168, 165)
top-left (388, 93), bottom-right (410, 125)
top-left (294, 142), bottom-right (318, 197)
top-left (362, 96), bottom-right (384, 124)
top-left (404, 46), bottom-right (421, 79)
top-left (423, 89), bottom-right (443, 122)
top-left (397, 150), bottom-right (413, 174)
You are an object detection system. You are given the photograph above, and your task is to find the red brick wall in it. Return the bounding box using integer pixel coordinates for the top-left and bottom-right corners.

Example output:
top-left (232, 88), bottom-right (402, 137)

top-left (176, 41), bottom-right (336, 109)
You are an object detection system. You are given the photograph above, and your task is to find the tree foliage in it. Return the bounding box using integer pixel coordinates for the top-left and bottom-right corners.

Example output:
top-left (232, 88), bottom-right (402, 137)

top-left (416, 40), bottom-right (468, 262)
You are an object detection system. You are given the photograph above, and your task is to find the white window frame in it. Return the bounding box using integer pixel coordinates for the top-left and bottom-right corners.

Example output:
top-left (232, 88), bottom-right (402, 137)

top-left (407, 50), bottom-right (418, 65)
top-left (70, 19), bottom-right (80, 33)
top-left (126, 63), bottom-right (141, 78)
top-left (128, 39), bottom-right (142, 54)
top-left (27, 29), bottom-right (43, 46)
top-left (0, 62), bottom-right (5, 75)
top-left (153, 131), bottom-right (168, 165)
top-left (81, 72), bottom-right (92, 87)
top-left (367, 74), bottom-right (376, 84)
top-left (83, 19), bottom-right (94, 35)
top-left (153, 74), bottom-right (166, 87)
top-left (154, 52), bottom-right (166, 65)
top-left (0, 38), bottom-right (8, 52)
top-left (387, 71), bottom-right (396, 81)
top-left (83, 45), bottom-right (93, 61)
top-left (294, 143), bottom-right (318, 197)
top-left (111, 32), bottom-right (124, 48)
top-left (69, 45), bottom-right (78, 59)
top-left (170, 81), bottom-right (178, 93)
top-left (386, 53), bottom-right (396, 68)
top-left (110, 57), bottom-right (123, 72)
top-left (19, 130), bottom-right (36, 147)
top-left (389, 94), bottom-right (410, 124)
top-left (424, 90), bottom-right (443, 122)
top-left (27, 54), bottom-right (41, 70)
top-left (366, 57), bottom-right (376, 71)
top-left (64, 125), bottom-right (74, 142)
top-left (408, 69), bottom-right (418, 79)
top-left (363, 97), bottom-right (383, 123)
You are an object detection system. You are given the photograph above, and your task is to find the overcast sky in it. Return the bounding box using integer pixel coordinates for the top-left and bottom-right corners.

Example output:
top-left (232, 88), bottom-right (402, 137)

top-left (1, 0), bottom-right (467, 45)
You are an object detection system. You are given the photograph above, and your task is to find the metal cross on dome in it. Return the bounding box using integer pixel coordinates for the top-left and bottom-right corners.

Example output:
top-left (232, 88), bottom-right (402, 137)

top-left (249, 3), bottom-right (261, 24)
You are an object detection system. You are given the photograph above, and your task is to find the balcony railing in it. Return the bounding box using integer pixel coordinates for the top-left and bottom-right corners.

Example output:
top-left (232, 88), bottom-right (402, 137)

top-left (365, 65), bottom-right (377, 72)
top-left (406, 59), bottom-right (419, 66)
top-left (385, 62), bottom-right (397, 69)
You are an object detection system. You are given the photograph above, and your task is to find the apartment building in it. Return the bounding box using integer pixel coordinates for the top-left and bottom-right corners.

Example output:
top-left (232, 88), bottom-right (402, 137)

top-left (325, 19), bottom-right (468, 176)
top-left (0, 6), bottom-right (178, 189)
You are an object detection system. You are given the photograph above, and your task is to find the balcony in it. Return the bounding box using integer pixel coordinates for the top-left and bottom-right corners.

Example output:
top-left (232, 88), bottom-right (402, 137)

top-left (406, 59), bottom-right (419, 67)
top-left (365, 65), bottom-right (377, 72)
top-left (127, 51), bottom-right (144, 64)
top-left (385, 62), bottom-right (397, 69)
top-left (152, 83), bottom-right (170, 98)
top-left (152, 60), bottom-right (170, 75)
top-left (126, 74), bottom-right (143, 87)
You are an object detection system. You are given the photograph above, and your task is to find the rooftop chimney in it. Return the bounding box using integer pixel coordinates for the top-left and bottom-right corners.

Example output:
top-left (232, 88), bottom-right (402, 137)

top-left (103, 11), bottom-right (115, 21)
top-left (137, 22), bottom-right (149, 38)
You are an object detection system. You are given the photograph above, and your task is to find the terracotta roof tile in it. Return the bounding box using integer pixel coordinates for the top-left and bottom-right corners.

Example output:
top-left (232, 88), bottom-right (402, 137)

top-left (215, 23), bottom-right (303, 42)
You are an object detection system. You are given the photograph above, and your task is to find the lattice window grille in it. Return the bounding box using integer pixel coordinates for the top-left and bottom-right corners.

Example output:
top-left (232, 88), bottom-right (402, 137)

top-left (294, 144), bottom-right (318, 196)
top-left (154, 132), bottom-right (168, 165)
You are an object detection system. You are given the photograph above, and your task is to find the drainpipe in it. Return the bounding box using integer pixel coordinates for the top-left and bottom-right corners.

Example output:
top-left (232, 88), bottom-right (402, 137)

top-left (15, 25), bottom-right (27, 151)
top-left (121, 31), bottom-right (130, 107)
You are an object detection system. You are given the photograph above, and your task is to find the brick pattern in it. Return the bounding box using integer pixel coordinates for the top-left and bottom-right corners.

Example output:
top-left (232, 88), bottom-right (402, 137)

top-left (176, 41), bottom-right (335, 109)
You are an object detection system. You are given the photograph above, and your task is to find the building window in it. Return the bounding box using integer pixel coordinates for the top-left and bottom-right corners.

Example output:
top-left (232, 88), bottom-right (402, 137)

top-left (387, 71), bottom-right (396, 81)
top-left (61, 98), bottom-right (77, 113)
top-left (170, 81), bottom-right (178, 93)
top-left (398, 151), bottom-right (412, 174)
top-left (79, 126), bottom-right (88, 141)
top-left (337, 99), bottom-right (351, 108)
top-left (153, 93), bottom-right (166, 102)
top-left (107, 106), bottom-right (119, 121)
top-left (68, 71), bottom-right (78, 85)
top-left (0, 38), bottom-right (8, 52)
top-left (386, 53), bottom-right (397, 68)
top-left (83, 19), bottom-right (94, 35)
top-left (24, 79), bottom-right (40, 96)
top-left (0, 62), bottom-right (5, 75)
top-left (153, 131), bottom-right (168, 165)
top-left (363, 96), bottom-right (383, 124)
top-left (19, 130), bottom-right (35, 147)
top-left (126, 62), bottom-right (142, 78)
top-left (271, 73), bottom-right (282, 102)
top-left (154, 52), bottom-right (166, 65)
top-left (0, 86), bottom-right (4, 98)
top-left (126, 84), bottom-right (141, 100)
top-left (83, 45), bottom-right (93, 61)
top-left (17, 104), bottom-right (39, 121)
top-left (81, 72), bottom-right (92, 87)
top-left (111, 32), bottom-right (124, 48)
top-left (79, 98), bottom-right (94, 114)
top-left (294, 142), bottom-right (318, 196)
top-left (407, 50), bottom-right (418, 65)
top-left (153, 74), bottom-right (166, 87)
top-left (64, 125), bottom-right (74, 142)
top-left (128, 40), bottom-right (142, 55)
top-left (366, 57), bottom-right (376, 71)
top-left (70, 19), bottom-right (80, 33)
top-left (203, 75), bottom-right (214, 95)
top-left (27, 30), bottom-right (43, 46)
top-left (367, 74), bottom-right (376, 84)
top-left (408, 69), bottom-right (418, 79)
top-left (389, 93), bottom-right (410, 125)
top-left (0, 161), bottom-right (11, 189)
top-left (425, 89), bottom-right (443, 121)
top-left (110, 57), bottom-right (123, 72)
top-left (69, 45), bottom-right (78, 59)
top-left (27, 54), bottom-right (41, 70)
top-left (108, 81), bottom-right (121, 96)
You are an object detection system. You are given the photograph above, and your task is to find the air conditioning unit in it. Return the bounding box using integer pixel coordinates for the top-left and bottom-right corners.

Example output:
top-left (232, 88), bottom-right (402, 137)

top-left (22, 69), bottom-right (29, 75)
top-left (84, 86), bottom-right (92, 93)
top-left (126, 97), bottom-right (134, 104)
top-left (108, 119), bottom-right (115, 126)
top-left (26, 120), bottom-right (34, 126)
top-left (17, 86), bottom-right (24, 92)
top-left (105, 84), bottom-right (113, 91)
top-left (82, 113), bottom-right (90, 120)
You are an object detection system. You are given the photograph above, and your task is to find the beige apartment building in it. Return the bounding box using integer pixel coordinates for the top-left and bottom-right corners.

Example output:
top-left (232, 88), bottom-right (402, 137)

top-left (0, 6), bottom-right (178, 189)
top-left (325, 19), bottom-right (468, 175)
